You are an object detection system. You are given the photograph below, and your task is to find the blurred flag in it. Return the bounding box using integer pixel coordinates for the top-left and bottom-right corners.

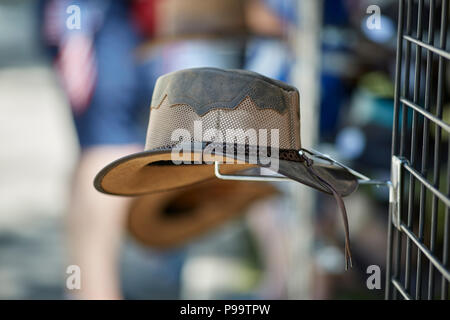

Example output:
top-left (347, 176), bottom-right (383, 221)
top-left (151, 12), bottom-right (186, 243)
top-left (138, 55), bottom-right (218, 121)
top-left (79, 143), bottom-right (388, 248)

top-left (43, 0), bottom-right (104, 114)
top-left (56, 33), bottom-right (97, 114)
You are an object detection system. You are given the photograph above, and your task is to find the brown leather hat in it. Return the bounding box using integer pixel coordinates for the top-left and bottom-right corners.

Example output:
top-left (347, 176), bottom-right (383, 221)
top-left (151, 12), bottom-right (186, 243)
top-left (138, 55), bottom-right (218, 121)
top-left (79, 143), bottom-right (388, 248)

top-left (95, 68), bottom-right (358, 268)
top-left (128, 179), bottom-right (278, 248)
top-left (94, 68), bottom-right (358, 198)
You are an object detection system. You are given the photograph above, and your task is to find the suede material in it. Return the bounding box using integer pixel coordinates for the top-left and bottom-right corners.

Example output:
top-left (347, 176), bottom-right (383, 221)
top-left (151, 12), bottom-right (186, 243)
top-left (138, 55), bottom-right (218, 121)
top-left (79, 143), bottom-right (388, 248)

top-left (151, 68), bottom-right (298, 115)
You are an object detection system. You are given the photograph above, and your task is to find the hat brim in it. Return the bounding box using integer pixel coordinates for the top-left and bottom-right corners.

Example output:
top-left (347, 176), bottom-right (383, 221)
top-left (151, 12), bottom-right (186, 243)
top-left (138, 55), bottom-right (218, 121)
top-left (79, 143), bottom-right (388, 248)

top-left (128, 179), bottom-right (278, 248)
top-left (94, 146), bottom-right (358, 197)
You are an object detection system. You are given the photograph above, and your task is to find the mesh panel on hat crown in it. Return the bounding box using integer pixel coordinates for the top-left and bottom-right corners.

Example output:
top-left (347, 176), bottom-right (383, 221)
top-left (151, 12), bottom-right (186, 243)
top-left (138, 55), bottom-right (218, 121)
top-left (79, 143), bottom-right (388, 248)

top-left (145, 94), bottom-right (300, 150)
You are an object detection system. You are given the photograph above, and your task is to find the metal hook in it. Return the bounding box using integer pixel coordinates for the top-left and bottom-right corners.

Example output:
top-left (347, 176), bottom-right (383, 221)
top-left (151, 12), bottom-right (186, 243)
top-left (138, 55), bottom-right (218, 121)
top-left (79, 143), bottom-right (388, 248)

top-left (214, 162), bottom-right (291, 182)
top-left (214, 149), bottom-right (391, 187)
top-left (302, 148), bottom-right (391, 187)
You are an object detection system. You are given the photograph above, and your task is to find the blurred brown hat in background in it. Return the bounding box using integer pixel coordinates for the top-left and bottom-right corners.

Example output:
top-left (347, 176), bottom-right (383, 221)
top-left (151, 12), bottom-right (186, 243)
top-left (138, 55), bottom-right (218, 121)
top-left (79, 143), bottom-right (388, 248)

top-left (128, 179), bottom-right (278, 248)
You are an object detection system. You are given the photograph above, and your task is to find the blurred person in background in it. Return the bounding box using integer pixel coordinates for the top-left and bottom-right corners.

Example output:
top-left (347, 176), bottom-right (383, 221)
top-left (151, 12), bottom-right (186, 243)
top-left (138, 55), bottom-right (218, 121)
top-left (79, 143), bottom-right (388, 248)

top-left (41, 0), bottom-right (304, 299)
top-left (41, 0), bottom-right (248, 299)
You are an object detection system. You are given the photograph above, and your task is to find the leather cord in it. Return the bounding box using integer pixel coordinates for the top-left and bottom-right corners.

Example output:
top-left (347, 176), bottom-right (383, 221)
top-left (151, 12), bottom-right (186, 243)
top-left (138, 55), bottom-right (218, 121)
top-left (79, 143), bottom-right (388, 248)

top-left (300, 153), bottom-right (353, 270)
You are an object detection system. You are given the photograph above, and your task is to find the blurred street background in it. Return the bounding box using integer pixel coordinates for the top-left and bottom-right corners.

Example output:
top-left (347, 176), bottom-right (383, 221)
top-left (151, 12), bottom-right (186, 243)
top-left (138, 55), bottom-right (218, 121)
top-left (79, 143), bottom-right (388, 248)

top-left (0, 0), bottom-right (402, 299)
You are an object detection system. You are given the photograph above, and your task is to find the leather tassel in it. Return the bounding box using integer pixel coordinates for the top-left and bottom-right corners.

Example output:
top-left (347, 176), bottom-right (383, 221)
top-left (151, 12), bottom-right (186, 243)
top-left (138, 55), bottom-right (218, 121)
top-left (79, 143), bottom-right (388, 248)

top-left (300, 153), bottom-right (353, 270)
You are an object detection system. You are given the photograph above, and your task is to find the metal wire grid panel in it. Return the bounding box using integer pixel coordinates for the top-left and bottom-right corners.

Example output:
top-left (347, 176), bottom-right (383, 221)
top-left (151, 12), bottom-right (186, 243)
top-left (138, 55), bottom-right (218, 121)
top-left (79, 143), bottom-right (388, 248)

top-left (386, 0), bottom-right (450, 300)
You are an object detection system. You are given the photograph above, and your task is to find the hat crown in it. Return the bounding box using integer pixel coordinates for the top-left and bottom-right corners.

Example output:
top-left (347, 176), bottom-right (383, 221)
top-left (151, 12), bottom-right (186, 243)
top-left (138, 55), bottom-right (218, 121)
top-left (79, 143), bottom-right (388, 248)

top-left (145, 68), bottom-right (301, 151)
